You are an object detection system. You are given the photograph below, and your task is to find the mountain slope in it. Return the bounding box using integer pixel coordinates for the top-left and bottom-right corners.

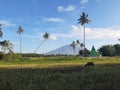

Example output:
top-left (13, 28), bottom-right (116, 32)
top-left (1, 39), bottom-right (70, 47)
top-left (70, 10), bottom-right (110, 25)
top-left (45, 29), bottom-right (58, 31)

top-left (45, 45), bottom-right (80, 55)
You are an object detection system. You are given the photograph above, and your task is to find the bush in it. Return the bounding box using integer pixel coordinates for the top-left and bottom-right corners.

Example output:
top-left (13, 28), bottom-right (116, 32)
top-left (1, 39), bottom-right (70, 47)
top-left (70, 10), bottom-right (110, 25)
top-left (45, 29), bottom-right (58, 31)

top-left (0, 52), bottom-right (5, 60)
top-left (3, 53), bottom-right (22, 60)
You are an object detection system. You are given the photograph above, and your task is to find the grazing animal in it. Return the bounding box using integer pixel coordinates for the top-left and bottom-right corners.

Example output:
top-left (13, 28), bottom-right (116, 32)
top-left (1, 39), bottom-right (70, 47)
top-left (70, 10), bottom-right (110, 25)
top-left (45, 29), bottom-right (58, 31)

top-left (85, 62), bottom-right (94, 67)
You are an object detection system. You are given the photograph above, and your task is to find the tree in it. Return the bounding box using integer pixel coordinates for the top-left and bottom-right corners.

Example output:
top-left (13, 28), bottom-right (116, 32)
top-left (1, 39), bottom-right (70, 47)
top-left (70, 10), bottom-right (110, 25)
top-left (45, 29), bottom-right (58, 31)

top-left (76, 40), bottom-right (84, 50)
top-left (0, 24), bottom-right (3, 38)
top-left (79, 48), bottom-right (90, 57)
top-left (0, 40), bottom-right (13, 53)
top-left (118, 39), bottom-right (120, 42)
top-left (17, 26), bottom-right (24, 54)
top-left (76, 40), bottom-right (86, 56)
top-left (78, 12), bottom-right (90, 56)
top-left (114, 44), bottom-right (120, 56)
top-left (76, 40), bottom-right (80, 45)
top-left (98, 45), bottom-right (115, 56)
top-left (70, 41), bottom-right (76, 55)
top-left (0, 24), bottom-right (13, 53)
top-left (34, 32), bottom-right (50, 53)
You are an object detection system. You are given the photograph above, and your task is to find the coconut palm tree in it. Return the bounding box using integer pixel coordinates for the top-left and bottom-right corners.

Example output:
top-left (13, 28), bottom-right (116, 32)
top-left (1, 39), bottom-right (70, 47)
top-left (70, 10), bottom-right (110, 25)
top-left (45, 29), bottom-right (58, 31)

top-left (34, 32), bottom-right (50, 53)
top-left (78, 12), bottom-right (90, 56)
top-left (118, 39), bottom-right (120, 42)
top-left (76, 40), bottom-right (80, 44)
top-left (76, 40), bottom-right (84, 49)
top-left (76, 40), bottom-right (85, 56)
top-left (0, 24), bottom-right (3, 38)
top-left (17, 26), bottom-right (24, 54)
top-left (70, 41), bottom-right (76, 56)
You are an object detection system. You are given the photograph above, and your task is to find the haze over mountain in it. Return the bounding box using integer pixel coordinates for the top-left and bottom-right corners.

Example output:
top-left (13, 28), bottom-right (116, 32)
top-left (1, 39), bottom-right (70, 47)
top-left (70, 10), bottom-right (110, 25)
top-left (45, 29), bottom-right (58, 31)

top-left (45, 45), bottom-right (80, 55)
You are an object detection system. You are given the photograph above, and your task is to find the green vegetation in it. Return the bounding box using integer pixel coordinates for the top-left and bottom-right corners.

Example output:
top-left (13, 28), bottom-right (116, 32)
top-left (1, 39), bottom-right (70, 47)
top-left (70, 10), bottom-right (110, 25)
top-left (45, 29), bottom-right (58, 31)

top-left (0, 11), bottom-right (120, 90)
top-left (17, 26), bottom-right (24, 54)
top-left (0, 56), bottom-right (119, 68)
top-left (99, 44), bottom-right (120, 56)
top-left (78, 12), bottom-right (90, 56)
top-left (0, 57), bottom-right (119, 90)
top-left (34, 32), bottom-right (50, 53)
top-left (1, 66), bottom-right (120, 90)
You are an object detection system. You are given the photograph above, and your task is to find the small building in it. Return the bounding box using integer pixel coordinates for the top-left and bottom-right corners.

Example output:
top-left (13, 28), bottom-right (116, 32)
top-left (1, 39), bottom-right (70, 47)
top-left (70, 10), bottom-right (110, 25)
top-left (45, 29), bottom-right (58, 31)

top-left (90, 46), bottom-right (101, 57)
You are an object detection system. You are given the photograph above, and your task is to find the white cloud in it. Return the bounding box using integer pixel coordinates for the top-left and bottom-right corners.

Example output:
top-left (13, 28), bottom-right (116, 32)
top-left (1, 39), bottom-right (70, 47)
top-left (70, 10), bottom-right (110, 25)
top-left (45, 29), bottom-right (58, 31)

top-left (43, 17), bottom-right (65, 23)
top-left (57, 5), bottom-right (76, 12)
top-left (49, 35), bottom-right (57, 40)
top-left (80, 0), bottom-right (88, 4)
top-left (53, 25), bottom-right (120, 41)
top-left (0, 20), bottom-right (16, 27)
top-left (72, 25), bottom-right (120, 40)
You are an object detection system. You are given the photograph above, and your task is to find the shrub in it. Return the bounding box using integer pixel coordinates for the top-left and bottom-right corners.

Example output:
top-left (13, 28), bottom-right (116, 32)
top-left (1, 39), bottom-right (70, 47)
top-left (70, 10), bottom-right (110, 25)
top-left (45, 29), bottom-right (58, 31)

top-left (3, 53), bottom-right (22, 60)
top-left (0, 52), bottom-right (5, 60)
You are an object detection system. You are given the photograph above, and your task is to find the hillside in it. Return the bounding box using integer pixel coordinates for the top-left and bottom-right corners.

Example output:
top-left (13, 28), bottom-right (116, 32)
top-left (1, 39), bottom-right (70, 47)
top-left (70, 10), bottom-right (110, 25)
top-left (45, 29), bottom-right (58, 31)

top-left (45, 45), bottom-right (80, 55)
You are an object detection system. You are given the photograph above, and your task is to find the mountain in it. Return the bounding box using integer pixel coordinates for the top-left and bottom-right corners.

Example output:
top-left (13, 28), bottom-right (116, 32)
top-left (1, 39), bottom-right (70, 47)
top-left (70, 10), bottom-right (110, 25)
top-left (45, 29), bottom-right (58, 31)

top-left (45, 45), bottom-right (80, 55)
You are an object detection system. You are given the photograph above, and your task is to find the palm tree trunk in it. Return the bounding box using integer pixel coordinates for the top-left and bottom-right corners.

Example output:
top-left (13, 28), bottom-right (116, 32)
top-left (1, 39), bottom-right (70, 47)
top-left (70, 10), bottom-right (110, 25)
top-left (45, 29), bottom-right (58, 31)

top-left (74, 48), bottom-right (75, 56)
top-left (83, 25), bottom-right (85, 57)
top-left (34, 40), bottom-right (46, 53)
top-left (20, 34), bottom-right (22, 54)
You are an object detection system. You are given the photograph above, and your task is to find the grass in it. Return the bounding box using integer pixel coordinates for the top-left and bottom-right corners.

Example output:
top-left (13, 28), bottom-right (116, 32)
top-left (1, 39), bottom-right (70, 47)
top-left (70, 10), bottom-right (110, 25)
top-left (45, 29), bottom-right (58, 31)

top-left (0, 66), bottom-right (120, 90)
top-left (0, 56), bottom-right (120, 90)
top-left (0, 56), bottom-right (120, 68)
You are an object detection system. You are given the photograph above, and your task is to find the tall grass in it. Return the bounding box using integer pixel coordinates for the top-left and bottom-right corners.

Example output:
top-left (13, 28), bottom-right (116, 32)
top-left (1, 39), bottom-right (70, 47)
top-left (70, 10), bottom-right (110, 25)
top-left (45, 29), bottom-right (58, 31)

top-left (0, 66), bottom-right (120, 90)
top-left (0, 56), bottom-right (120, 68)
top-left (0, 57), bottom-right (120, 90)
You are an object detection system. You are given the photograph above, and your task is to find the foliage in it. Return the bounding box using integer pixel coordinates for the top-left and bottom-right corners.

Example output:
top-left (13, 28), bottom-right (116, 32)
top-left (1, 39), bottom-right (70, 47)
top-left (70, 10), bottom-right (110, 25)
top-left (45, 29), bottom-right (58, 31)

top-left (22, 53), bottom-right (44, 57)
top-left (77, 12), bottom-right (90, 57)
top-left (0, 65), bottom-right (120, 90)
top-left (34, 32), bottom-right (50, 53)
top-left (78, 12), bottom-right (90, 25)
top-left (0, 40), bottom-right (13, 53)
top-left (0, 24), bottom-right (3, 38)
top-left (17, 26), bottom-right (24, 35)
top-left (114, 44), bottom-right (120, 55)
top-left (0, 52), bottom-right (5, 60)
top-left (0, 24), bottom-right (13, 54)
top-left (0, 53), bottom-right (22, 60)
top-left (70, 41), bottom-right (76, 55)
top-left (98, 44), bottom-right (120, 56)
top-left (17, 26), bottom-right (24, 54)
top-left (0, 56), bottom-right (119, 90)
top-left (79, 48), bottom-right (90, 56)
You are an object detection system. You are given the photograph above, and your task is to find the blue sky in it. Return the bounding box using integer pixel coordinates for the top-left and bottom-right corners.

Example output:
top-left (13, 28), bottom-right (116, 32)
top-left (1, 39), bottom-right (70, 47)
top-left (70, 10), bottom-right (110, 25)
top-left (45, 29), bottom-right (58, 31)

top-left (0, 0), bottom-right (120, 53)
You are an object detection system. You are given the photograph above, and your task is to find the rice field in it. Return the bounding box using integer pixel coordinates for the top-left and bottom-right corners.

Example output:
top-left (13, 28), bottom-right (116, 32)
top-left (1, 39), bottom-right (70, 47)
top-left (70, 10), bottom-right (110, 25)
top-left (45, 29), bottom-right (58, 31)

top-left (0, 56), bottom-right (120, 90)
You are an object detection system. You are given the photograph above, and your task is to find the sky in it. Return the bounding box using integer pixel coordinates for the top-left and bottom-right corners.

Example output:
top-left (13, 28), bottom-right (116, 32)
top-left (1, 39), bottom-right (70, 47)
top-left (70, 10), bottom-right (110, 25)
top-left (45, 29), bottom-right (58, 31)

top-left (0, 0), bottom-right (120, 54)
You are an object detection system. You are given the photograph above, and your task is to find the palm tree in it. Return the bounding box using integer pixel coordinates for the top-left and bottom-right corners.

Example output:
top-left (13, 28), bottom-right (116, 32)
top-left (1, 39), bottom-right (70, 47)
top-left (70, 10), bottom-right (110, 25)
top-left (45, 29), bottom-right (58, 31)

top-left (118, 39), bottom-right (120, 42)
top-left (17, 26), bottom-right (24, 54)
top-left (0, 24), bottom-right (3, 38)
top-left (76, 40), bottom-right (80, 44)
top-left (34, 32), bottom-right (50, 53)
top-left (76, 40), bottom-right (84, 49)
top-left (70, 41), bottom-right (76, 56)
top-left (78, 12), bottom-right (90, 56)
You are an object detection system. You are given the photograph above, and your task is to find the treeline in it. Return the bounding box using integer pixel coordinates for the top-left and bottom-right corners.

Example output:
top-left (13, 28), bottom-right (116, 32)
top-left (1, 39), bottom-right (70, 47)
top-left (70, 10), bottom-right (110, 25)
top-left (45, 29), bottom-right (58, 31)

top-left (98, 44), bottom-right (120, 56)
top-left (22, 53), bottom-right (74, 57)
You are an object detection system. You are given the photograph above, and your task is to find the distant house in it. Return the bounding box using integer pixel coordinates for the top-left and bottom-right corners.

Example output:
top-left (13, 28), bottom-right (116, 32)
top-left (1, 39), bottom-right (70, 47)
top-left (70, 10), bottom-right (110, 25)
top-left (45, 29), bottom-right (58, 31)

top-left (90, 46), bottom-right (101, 57)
